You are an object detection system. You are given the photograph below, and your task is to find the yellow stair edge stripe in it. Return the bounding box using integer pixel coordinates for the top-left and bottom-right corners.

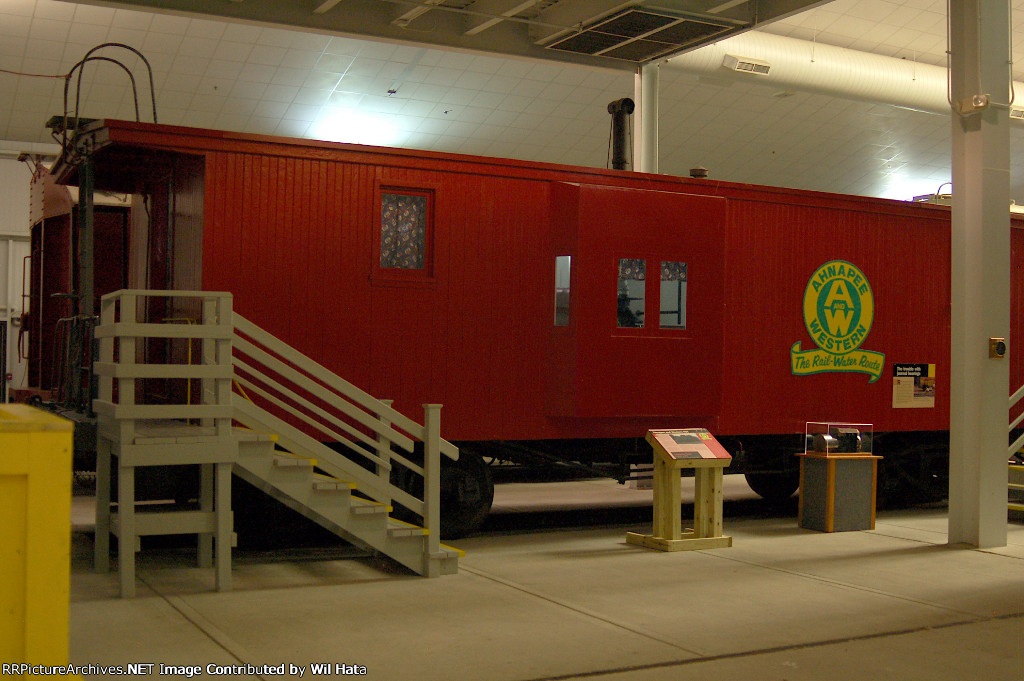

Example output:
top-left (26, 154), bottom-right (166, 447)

top-left (440, 543), bottom-right (466, 557)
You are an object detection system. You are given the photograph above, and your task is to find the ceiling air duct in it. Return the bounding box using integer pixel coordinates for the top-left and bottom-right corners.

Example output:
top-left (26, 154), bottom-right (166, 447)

top-left (723, 54), bottom-right (771, 75)
top-left (543, 7), bottom-right (737, 63)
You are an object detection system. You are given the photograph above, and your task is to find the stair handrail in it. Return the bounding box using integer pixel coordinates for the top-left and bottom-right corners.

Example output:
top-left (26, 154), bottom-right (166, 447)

top-left (1009, 383), bottom-right (1024, 455)
top-left (230, 312), bottom-right (458, 563)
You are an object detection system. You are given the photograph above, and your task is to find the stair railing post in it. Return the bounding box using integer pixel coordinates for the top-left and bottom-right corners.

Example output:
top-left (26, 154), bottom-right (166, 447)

top-left (423, 403), bottom-right (442, 577)
top-left (377, 399), bottom-right (393, 509)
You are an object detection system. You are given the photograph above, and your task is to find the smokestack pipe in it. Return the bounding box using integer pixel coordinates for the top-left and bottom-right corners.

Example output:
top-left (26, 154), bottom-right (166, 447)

top-left (607, 97), bottom-right (634, 170)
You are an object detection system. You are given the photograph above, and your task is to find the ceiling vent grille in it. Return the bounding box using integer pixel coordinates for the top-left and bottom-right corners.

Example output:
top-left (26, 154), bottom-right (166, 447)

top-left (723, 54), bottom-right (771, 75)
top-left (545, 8), bottom-right (734, 63)
top-left (1009, 106), bottom-right (1024, 120)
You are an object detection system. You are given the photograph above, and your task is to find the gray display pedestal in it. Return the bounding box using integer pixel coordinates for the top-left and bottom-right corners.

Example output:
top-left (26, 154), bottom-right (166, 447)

top-left (798, 453), bottom-right (881, 532)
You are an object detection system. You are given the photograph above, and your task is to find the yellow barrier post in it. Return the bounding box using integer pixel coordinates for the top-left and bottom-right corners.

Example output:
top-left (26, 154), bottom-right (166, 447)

top-left (0, 404), bottom-right (74, 671)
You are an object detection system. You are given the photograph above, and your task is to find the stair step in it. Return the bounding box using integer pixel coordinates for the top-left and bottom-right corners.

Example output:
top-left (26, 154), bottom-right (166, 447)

top-left (350, 498), bottom-right (391, 515)
top-left (273, 453), bottom-right (316, 468)
top-left (312, 474), bottom-right (356, 491)
top-left (387, 518), bottom-right (428, 537)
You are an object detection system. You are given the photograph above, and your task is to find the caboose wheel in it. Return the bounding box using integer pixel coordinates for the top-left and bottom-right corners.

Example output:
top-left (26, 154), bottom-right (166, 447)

top-left (390, 448), bottom-right (494, 539)
top-left (439, 449), bottom-right (494, 539)
top-left (744, 470), bottom-right (799, 503)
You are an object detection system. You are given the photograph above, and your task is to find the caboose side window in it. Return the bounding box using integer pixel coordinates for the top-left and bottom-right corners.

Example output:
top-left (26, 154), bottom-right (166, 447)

top-left (380, 191), bottom-right (429, 270)
top-left (660, 261), bottom-right (687, 329)
top-left (617, 258), bottom-right (645, 328)
top-left (554, 255), bottom-right (571, 326)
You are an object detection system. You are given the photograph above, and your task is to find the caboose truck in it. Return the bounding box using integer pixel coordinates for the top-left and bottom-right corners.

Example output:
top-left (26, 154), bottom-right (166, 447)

top-left (30, 119), bottom-right (1024, 538)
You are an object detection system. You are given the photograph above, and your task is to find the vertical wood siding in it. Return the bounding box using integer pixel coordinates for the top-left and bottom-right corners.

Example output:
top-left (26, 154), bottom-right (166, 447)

top-left (89, 122), bottom-right (1024, 443)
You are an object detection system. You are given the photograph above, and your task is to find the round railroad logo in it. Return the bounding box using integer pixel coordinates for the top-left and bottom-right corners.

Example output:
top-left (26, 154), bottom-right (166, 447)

top-left (803, 260), bottom-right (874, 354)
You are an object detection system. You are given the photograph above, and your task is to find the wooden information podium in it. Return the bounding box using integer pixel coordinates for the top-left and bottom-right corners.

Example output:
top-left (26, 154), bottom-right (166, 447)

top-left (626, 429), bottom-right (732, 551)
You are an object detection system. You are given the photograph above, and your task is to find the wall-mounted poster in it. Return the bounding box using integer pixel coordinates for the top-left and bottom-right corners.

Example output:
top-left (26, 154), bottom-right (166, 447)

top-left (892, 363), bottom-right (936, 408)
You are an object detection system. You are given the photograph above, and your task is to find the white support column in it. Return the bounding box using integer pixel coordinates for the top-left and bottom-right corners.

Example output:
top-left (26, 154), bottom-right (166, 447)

top-left (633, 63), bottom-right (659, 174)
top-left (948, 0), bottom-right (1011, 548)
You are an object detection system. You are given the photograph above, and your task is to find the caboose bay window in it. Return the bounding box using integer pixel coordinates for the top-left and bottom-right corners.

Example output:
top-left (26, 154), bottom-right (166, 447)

top-left (660, 261), bottom-right (687, 329)
top-left (554, 255), bottom-right (571, 326)
top-left (617, 258), bottom-right (645, 328)
top-left (380, 191), bottom-right (428, 270)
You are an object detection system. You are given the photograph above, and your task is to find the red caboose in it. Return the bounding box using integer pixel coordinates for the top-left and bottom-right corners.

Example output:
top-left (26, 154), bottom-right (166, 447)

top-left (41, 119), bottom-right (1024, 535)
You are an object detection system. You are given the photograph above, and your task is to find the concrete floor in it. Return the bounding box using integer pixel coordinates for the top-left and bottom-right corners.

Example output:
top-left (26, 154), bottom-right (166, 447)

top-left (69, 477), bottom-right (1024, 681)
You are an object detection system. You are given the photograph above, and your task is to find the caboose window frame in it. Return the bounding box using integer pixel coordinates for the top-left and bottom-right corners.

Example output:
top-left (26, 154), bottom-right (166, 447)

top-left (612, 256), bottom-right (690, 337)
top-left (373, 183), bottom-right (436, 286)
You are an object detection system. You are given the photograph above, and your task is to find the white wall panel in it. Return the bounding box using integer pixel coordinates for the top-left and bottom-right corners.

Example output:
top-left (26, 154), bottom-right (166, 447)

top-left (0, 158), bottom-right (31, 236)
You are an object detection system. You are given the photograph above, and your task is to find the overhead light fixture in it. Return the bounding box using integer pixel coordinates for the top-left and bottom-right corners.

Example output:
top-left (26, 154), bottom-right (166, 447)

top-left (723, 54), bottom-right (771, 75)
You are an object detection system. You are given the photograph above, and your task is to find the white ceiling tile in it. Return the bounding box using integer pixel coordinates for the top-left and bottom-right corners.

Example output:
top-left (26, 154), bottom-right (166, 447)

top-left (221, 23), bottom-right (263, 43)
top-left (178, 37), bottom-right (219, 59)
top-left (141, 32), bottom-right (184, 55)
top-left (262, 83), bottom-right (298, 103)
top-left (29, 17), bottom-right (69, 41)
top-left (212, 41), bottom-right (254, 62)
top-left (0, 0), bottom-right (35, 18)
top-left (356, 42), bottom-right (399, 61)
top-left (253, 99), bottom-right (288, 118)
top-left (281, 49), bottom-right (321, 70)
top-left (327, 91), bottom-right (362, 108)
top-left (248, 44), bottom-right (287, 66)
top-left (105, 27), bottom-right (148, 47)
top-left (220, 98), bottom-right (259, 117)
top-left (315, 53), bottom-right (353, 73)
top-left (17, 35), bottom-right (58, 62)
top-left (111, 8), bottom-right (152, 31)
top-left (323, 36), bottom-right (362, 56)
top-left (453, 70), bottom-right (490, 90)
top-left (169, 55), bottom-right (209, 77)
top-left (0, 36), bottom-right (27, 57)
top-left (0, 15), bottom-right (32, 40)
top-left (398, 99), bottom-right (437, 117)
top-left (415, 118), bottom-right (450, 134)
top-left (204, 60), bottom-right (245, 81)
top-left (214, 111), bottom-right (250, 131)
top-left (303, 71), bottom-right (341, 90)
top-left (71, 3), bottom-right (115, 27)
top-left (228, 80), bottom-right (266, 102)
top-left (245, 115), bottom-right (280, 135)
top-left (237, 63), bottom-right (276, 83)
top-left (359, 95), bottom-right (407, 114)
top-left (147, 14), bottom-right (191, 35)
top-left (274, 117), bottom-right (311, 137)
top-left (438, 87), bottom-right (478, 106)
top-left (346, 57), bottom-right (385, 77)
top-left (335, 74), bottom-right (376, 93)
top-left (35, 1), bottom-right (78, 22)
top-left (185, 19), bottom-right (226, 40)
top-left (468, 90), bottom-right (505, 108)
top-left (497, 94), bottom-right (536, 112)
top-left (288, 33), bottom-right (329, 51)
top-left (284, 102), bottom-right (320, 121)
top-left (188, 93), bottom-right (226, 113)
top-left (181, 109), bottom-right (219, 128)
top-left (270, 66), bottom-right (308, 86)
